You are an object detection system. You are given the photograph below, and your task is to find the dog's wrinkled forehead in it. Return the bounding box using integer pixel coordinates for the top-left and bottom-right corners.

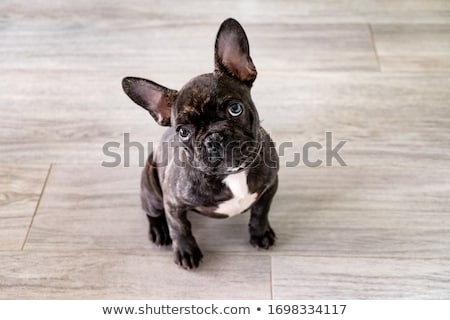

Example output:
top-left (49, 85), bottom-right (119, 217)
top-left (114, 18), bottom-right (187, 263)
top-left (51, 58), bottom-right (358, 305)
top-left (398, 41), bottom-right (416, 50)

top-left (175, 74), bottom-right (216, 118)
top-left (174, 73), bottom-right (250, 125)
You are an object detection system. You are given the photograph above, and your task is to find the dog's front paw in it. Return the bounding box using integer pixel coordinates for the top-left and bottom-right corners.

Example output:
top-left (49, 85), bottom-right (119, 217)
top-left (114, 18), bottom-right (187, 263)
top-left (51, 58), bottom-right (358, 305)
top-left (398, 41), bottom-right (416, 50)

top-left (173, 241), bottom-right (203, 270)
top-left (250, 226), bottom-right (276, 249)
top-left (148, 215), bottom-right (172, 246)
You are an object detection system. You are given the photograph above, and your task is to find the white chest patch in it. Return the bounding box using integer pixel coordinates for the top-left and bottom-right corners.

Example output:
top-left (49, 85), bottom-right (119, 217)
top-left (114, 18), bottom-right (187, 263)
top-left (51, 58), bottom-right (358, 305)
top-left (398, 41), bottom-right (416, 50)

top-left (215, 171), bottom-right (258, 217)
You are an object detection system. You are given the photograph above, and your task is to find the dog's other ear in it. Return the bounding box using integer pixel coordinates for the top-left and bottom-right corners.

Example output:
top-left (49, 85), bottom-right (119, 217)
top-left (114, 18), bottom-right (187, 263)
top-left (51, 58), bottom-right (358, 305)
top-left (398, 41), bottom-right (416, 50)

top-left (214, 18), bottom-right (257, 85)
top-left (122, 77), bottom-right (177, 126)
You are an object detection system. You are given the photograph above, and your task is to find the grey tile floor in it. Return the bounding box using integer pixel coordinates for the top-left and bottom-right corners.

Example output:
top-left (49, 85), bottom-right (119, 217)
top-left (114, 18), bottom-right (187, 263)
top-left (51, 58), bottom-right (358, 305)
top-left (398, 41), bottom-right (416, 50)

top-left (1, 0), bottom-right (450, 299)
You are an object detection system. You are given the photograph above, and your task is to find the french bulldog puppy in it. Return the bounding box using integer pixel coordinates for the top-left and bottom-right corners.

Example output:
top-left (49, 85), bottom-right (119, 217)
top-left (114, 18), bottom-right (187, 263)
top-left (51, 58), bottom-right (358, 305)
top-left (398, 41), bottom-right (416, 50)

top-left (122, 18), bottom-right (278, 269)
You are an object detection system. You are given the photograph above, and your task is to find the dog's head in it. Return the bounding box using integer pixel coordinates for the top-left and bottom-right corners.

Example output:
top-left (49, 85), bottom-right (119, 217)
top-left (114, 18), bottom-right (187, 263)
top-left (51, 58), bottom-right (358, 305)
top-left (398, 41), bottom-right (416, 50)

top-left (122, 18), bottom-right (261, 175)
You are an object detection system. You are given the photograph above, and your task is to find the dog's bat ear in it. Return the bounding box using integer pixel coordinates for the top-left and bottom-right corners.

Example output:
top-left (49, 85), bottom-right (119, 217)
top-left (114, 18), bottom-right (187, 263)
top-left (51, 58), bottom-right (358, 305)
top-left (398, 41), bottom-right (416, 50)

top-left (122, 77), bottom-right (177, 126)
top-left (214, 18), bottom-right (257, 85)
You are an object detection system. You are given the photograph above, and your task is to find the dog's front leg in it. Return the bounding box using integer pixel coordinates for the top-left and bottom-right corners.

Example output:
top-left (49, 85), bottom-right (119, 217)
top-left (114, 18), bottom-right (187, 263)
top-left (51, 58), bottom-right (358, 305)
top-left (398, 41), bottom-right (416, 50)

top-left (249, 177), bottom-right (278, 249)
top-left (164, 202), bottom-right (203, 269)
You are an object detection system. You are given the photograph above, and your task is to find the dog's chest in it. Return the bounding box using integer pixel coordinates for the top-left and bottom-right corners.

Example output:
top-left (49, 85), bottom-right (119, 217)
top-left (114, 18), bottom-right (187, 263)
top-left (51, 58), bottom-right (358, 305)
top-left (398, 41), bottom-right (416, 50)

top-left (214, 171), bottom-right (257, 217)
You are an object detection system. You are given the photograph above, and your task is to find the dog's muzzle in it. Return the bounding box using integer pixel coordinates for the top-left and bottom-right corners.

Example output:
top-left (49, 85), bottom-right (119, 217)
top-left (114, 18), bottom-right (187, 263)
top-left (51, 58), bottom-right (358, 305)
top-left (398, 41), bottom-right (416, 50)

top-left (203, 132), bottom-right (224, 164)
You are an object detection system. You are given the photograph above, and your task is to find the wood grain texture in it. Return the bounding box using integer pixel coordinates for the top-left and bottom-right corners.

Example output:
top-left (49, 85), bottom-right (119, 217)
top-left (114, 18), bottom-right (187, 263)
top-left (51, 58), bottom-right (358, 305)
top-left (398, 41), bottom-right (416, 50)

top-left (24, 165), bottom-right (151, 251)
top-left (251, 24), bottom-right (378, 72)
top-left (372, 24), bottom-right (450, 71)
top-left (25, 164), bottom-right (450, 260)
top-left (1, 0), bottom-right (450, 300)
top-left (193, 165), bottom-right (450, 258)
top-left (0, 251), bottom-right (271, 299)
top-left (270, 167), bottom-right (450, 258)
top-left (0, 165), bottom-right (49, 250)
top-left (0, 18), bottom-right (377, 165)
top-left (272, 256), bottom-right (450, 299)
top-left (254, 72), bottom-right (450, 169)
top-left (2, 72), bottom-right (450, 166)
top-left (0, 0), bottom-right (449, 24)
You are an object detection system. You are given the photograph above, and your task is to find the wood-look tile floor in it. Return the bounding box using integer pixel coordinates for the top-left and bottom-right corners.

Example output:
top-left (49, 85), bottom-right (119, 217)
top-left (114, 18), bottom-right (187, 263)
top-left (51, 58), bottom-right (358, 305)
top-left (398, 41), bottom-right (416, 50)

top-left (1, 0), bottom-right (449, 299)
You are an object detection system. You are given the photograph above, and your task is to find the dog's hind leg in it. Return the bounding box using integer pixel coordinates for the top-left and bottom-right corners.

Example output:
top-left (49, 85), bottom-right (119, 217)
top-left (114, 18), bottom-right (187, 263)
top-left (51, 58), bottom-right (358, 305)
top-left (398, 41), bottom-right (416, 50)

top-left (141, 153), bottom-right (172, 246)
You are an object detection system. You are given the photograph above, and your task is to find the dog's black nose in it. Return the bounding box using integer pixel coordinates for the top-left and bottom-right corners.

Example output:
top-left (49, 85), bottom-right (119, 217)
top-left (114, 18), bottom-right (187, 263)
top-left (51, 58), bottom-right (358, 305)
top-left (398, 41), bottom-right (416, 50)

top-left (204, 133), bottom-right (224, 159)
top-left (206, 141), bottom-right (222, 157)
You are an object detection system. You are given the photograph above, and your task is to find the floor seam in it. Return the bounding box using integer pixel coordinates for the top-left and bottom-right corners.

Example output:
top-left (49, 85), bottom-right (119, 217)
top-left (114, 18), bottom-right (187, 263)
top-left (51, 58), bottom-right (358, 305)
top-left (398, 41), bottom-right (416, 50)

top-left (21, 163), bottom-right (53, 251)
top-left (368, 23), bottom-right (382, 72)
top-left (269, 255), bottom-right (274, 300)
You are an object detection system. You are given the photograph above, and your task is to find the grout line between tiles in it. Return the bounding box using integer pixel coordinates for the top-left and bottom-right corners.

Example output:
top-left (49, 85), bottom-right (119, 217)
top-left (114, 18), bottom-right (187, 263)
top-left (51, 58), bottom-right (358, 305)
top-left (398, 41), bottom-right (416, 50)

top-left (21, 163), bottom-right (53, 251)
top-left (368, 23), bottom-right (382, 72)
top-left (269, 255), bottom-right (274, 300)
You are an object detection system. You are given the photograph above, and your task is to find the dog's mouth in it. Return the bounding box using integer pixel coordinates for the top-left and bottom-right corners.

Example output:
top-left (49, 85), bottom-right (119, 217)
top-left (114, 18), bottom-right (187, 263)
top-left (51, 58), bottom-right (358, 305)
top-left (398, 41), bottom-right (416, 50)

top-left (224, 142), bottom-right (262, 174)
top-left (213, 130), bottom-right (264, 175)
top-left (224, 162), bottom-right (253, 174)
top-left (183, 130), bottom-right (263, 175)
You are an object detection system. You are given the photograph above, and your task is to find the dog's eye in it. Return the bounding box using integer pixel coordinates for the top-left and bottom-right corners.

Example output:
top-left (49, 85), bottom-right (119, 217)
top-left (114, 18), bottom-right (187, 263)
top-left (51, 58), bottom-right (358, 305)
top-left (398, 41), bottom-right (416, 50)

top-left (228, 103), bottom-right (243, 117)
top-left (177, 126), bottom-right (191, 141)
